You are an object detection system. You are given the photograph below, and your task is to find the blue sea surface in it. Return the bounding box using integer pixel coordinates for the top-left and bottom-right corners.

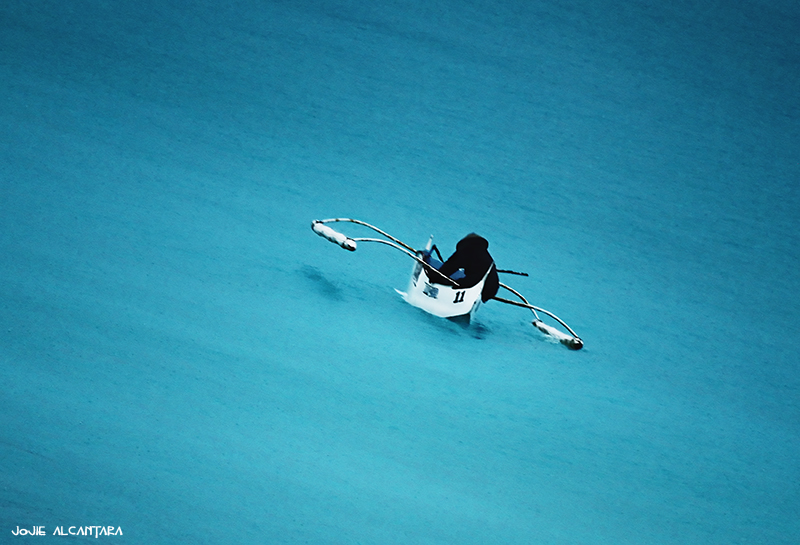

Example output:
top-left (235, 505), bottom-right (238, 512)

top-left (2, 0), bottom-right (798, 543)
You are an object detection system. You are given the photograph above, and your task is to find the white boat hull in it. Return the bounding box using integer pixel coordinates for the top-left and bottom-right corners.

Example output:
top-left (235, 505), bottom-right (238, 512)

top-left (398, 238), bottom-right (488, 322)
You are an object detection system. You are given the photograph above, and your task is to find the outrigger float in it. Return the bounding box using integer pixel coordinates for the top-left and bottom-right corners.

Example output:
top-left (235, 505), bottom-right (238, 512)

top-left (312, 218), bottom-right (583, 350)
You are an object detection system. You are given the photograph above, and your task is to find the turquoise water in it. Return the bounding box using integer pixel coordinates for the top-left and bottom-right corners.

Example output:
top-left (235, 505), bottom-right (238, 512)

top-left (2, 1), bottom-right (798, 543)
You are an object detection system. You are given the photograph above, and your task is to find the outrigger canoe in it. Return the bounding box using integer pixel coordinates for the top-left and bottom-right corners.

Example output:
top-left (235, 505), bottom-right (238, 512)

top-left (312, 218), bottom-right (583, 350)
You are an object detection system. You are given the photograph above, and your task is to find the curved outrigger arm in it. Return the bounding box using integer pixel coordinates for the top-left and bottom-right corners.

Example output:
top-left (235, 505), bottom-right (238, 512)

top-left (494, 282), bottom-right (584, 350)
top-left (311, 219), bottom-right (460, 287)
top-left (313, 218), bottom-right (417, 253)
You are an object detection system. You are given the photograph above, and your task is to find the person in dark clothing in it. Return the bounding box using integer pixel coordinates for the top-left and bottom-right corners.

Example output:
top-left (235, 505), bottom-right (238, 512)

top-left (433, 233), bottom-right (499, 302)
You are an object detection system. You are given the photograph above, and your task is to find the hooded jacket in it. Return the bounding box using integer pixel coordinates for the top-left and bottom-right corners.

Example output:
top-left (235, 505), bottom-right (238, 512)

top-left (435, 233), bottom-right (499, 302)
